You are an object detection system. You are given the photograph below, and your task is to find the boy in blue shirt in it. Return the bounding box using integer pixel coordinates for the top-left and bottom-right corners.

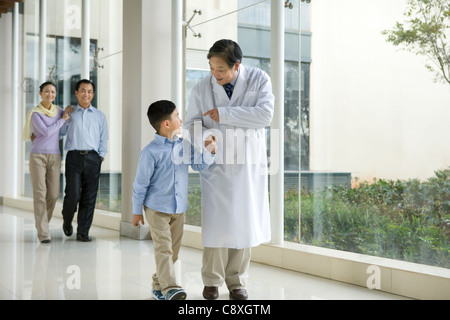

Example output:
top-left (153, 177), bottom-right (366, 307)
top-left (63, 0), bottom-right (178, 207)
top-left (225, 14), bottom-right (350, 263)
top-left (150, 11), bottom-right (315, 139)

top-left (132, 100), bottom-right (216, 300)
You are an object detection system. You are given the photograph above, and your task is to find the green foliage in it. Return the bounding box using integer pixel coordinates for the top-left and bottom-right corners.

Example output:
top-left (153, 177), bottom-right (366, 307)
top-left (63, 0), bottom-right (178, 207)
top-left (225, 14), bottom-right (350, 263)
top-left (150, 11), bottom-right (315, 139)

top-left (187, 168), bottom-right (450, 268)
top-left (293, 167), bottom-right (450, 268)
top-left (382, 0), bottom-right (450, 84)
top-left (186, 184), bottom-right (203, 226)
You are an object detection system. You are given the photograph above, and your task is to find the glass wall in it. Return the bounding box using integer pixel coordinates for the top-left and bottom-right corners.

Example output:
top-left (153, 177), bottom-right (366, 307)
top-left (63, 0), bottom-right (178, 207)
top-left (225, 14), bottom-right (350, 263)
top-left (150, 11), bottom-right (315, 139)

top-left (20, 0), bottom-right (449, 270)
top-left (22, 0), bottom-right (123, 212)
top-left (302, 0), bottom-right (449, 268)
top-left (184, 0), bottom-right (311, 237)
top-left (184, 0), bottom-right (449, 270)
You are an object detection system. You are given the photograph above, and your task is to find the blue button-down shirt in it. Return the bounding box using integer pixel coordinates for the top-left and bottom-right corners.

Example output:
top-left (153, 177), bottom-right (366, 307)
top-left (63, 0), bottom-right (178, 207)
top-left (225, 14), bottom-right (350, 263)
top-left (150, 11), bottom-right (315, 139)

top-left (60, 105), bottom-right (109, 158)
top-left (132, 134), bottom-right (214, 215)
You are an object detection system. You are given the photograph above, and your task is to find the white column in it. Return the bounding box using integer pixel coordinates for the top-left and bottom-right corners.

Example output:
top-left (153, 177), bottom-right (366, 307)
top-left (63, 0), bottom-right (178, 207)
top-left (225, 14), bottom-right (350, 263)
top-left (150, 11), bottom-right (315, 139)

top-left (270, 0), bottom-right (285, 245)
top-left (39, 0), bottom-right (47, 84)
top-left (121, 0), bottom-right (172, 240)
top-left (121, 0), bottom-right (146, 240)
top-left (81, 0), bottom-right (90, 79)
top-left (11, 2), bottom-right (20, 197)
top-left (172, 0), bottom-right (183, 114)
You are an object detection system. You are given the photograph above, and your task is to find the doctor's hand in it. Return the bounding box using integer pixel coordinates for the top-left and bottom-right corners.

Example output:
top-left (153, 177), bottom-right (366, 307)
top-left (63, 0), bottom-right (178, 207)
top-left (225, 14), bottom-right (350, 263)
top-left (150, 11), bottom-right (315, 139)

top-left (204, 108), bottom-right (220, 123)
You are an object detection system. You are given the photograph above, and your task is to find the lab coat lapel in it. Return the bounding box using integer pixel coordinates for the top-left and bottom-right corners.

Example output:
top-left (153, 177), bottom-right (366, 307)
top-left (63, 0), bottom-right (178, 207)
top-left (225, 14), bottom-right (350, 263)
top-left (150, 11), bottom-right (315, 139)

top-left (230, 65), bottom-right (248, 105)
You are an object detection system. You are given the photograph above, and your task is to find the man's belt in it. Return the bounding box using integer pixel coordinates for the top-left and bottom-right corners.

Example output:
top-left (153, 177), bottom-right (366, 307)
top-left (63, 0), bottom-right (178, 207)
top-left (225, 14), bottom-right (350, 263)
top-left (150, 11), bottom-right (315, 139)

top-left (70, 150), bottom-right (96, 155)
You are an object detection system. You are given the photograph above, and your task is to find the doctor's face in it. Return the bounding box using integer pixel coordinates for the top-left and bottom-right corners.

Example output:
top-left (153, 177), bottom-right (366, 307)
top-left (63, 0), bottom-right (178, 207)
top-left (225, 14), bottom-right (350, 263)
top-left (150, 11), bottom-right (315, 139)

top-left (209, 56), bottom-right (239, 86)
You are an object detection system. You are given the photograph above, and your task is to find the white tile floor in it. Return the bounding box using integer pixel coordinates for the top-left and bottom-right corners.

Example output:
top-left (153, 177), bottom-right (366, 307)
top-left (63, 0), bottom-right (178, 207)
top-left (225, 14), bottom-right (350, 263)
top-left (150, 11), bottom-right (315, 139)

top-left (0, 206), bottom-right (408, 300)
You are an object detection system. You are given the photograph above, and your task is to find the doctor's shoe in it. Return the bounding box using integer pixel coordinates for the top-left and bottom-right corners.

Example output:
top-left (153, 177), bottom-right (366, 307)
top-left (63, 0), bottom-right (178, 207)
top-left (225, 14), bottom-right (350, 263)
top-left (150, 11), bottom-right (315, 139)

top-left (203, 286), bottom-right (219, 300)
top-left (166, 289), bottom-right (187, 300)
top-left (229, 288), bottom-right (248, 300)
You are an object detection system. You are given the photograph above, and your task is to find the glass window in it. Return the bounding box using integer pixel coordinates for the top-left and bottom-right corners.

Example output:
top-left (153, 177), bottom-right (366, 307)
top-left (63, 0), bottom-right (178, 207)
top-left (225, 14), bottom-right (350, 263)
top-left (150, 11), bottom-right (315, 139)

top-left (302, 0), bottom-right (450, 269)
top-left (22, 0), bottom-right (123, 213)
top-left (184, 0), bottom-right (275, 226)
top-left (184, 1), bottom-right (311, 237)
top-left (185, 0), bottom-right (242, 226)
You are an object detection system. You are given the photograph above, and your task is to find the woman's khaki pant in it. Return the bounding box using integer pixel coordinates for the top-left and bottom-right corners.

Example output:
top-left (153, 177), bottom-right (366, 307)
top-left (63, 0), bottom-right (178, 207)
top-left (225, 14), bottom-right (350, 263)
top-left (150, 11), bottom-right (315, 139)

top-left (29, 153), bottom-right (61, 242)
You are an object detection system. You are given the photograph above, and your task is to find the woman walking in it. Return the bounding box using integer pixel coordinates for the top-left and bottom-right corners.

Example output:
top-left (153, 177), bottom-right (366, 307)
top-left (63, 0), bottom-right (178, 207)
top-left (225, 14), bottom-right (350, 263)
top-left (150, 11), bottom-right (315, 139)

top-left (23, 82), bottom-right (70, 243)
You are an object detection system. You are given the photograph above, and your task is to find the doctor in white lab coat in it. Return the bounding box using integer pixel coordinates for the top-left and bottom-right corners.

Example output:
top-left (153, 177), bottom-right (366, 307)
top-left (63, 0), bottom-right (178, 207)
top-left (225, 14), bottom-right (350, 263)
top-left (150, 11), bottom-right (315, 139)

top-left (184, 40), bottom-right (274, 300)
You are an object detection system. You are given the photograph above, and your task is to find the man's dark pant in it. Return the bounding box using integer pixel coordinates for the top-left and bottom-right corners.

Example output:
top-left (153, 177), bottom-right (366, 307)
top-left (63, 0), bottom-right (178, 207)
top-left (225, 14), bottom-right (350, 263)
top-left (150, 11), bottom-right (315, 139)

top-left (62, 150), bottom-right (102, 236)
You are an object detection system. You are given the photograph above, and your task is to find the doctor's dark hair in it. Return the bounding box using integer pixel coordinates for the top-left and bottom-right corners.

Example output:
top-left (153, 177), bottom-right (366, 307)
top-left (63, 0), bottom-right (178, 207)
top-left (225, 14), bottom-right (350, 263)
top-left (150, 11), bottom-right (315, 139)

top-left (147, 100), bottom-right (177, 132)
top-left (207, 39), bottom-right (243, 69)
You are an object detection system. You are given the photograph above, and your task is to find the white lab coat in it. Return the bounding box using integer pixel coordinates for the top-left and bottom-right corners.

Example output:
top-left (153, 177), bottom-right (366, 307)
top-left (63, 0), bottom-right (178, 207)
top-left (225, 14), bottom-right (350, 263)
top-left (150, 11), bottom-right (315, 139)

top-left (184, 64), bottom-right (274, 249)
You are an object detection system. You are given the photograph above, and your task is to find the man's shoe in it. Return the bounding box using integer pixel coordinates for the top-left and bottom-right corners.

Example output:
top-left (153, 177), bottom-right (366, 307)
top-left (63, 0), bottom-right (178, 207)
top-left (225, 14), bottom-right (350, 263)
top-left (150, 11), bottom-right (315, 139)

top-left (63, 223), bottom-right (73, 237)
top-left (229, 288), bottom-right (248, 300)
top-left (76, 234), bottom-right (92, 242)
top-left (166, 289), bottom-right (187, 300)
top-left (41, 239), bottom-right (51, 244)
top-left (203, 286), bottom-right (219, 300)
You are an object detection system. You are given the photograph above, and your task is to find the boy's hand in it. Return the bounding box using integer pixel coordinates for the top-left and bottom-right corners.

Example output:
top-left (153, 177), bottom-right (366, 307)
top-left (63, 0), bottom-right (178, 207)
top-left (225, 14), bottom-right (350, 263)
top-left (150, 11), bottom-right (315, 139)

top-left (205, 135), bottom-right (217, 154)
top-left (132, 215), bottom-right (144, 226)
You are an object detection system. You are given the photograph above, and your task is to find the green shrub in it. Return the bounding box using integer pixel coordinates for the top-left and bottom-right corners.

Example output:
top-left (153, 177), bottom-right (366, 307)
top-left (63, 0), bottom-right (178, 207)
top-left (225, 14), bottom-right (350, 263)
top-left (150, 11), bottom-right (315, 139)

top-left (187, 168), bottom-right (450, 269)
top-left (295, 167), bottom-right (450, 268)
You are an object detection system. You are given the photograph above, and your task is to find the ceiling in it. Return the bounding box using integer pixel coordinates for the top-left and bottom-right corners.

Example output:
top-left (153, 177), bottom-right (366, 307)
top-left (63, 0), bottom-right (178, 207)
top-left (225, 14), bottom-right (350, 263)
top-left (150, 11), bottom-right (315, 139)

top-left (0, 0), bottom-right (22, 19)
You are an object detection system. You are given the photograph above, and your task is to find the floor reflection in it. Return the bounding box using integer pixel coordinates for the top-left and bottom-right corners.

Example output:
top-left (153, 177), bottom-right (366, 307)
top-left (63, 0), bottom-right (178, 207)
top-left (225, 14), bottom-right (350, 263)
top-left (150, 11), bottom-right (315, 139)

top-left (0, 206), bottom-right (407, 300)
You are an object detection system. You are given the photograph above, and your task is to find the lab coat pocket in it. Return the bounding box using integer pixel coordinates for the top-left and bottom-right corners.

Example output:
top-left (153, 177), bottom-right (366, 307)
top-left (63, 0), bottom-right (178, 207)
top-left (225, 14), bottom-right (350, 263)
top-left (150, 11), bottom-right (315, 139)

top-left (242, 91), bottom-right (258, 107)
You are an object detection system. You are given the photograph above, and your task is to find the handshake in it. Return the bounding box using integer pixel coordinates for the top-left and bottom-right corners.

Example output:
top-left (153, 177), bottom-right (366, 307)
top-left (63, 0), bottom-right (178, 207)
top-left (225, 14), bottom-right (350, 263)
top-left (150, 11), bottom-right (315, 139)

top-left (204, 135), bottom-right (217, 155)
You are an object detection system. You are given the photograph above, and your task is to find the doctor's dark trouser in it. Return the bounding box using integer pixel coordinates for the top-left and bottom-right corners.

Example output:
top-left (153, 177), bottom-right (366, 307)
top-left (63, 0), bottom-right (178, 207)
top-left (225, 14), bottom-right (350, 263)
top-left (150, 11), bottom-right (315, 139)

top-left (62, 150), bottom-right (102, 236)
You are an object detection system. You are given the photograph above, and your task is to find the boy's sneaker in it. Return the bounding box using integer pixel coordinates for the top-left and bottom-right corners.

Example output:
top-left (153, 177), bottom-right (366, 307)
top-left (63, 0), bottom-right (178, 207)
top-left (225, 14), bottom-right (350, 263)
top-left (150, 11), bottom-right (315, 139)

top-left (165, 288), bottom-right (187, 300)
top-left (152, 289), bottom-right (165, 300)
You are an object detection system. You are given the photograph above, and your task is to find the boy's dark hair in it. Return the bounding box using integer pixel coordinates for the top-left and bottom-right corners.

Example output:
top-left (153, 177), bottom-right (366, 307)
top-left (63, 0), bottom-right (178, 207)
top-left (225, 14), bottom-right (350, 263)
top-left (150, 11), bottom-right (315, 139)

top-left (207, 39), bottom-right (243, 69)
top-left (75, 79), bottom-right (96, 93)
top-left (147, 100), bottom-right (177, 133)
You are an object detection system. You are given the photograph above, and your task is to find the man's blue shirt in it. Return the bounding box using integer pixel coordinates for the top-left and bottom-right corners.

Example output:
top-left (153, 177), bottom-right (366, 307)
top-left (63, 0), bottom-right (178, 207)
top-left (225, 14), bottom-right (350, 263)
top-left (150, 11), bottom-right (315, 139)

top-left (60, 105), bottom-right (109, 158)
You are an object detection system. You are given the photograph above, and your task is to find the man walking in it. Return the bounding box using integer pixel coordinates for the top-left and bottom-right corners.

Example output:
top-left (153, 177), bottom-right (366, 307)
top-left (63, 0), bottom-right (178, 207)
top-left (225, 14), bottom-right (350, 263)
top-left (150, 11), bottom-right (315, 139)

top-left (60, 79), bottom-right (109, 242)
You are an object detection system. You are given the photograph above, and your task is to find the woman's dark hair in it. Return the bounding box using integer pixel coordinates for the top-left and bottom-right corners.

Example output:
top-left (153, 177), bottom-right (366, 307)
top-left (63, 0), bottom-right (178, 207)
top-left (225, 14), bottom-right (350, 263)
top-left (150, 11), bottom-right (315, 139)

top-left (75, 79), bottom-right (96, 93)
top-left (207, 39), bottom-right (243, 68)
top-left (39, 81), bottom-right (56, 92)
top-left (147, 100), bottom-right (177, 132)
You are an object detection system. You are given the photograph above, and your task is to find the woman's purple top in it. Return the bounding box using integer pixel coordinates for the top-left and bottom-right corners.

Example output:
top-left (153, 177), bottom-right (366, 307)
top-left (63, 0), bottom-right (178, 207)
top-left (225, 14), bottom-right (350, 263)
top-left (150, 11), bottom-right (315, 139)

top-left (30, 108), bottom-right (65, 155)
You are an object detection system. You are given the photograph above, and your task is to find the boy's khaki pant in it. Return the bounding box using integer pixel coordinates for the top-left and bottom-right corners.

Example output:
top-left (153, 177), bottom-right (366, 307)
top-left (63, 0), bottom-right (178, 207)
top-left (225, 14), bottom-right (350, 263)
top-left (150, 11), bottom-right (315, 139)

top-left (29, 153), bottom-right (61, 242)
top-left (145, 207), bottom-right (184, 295)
